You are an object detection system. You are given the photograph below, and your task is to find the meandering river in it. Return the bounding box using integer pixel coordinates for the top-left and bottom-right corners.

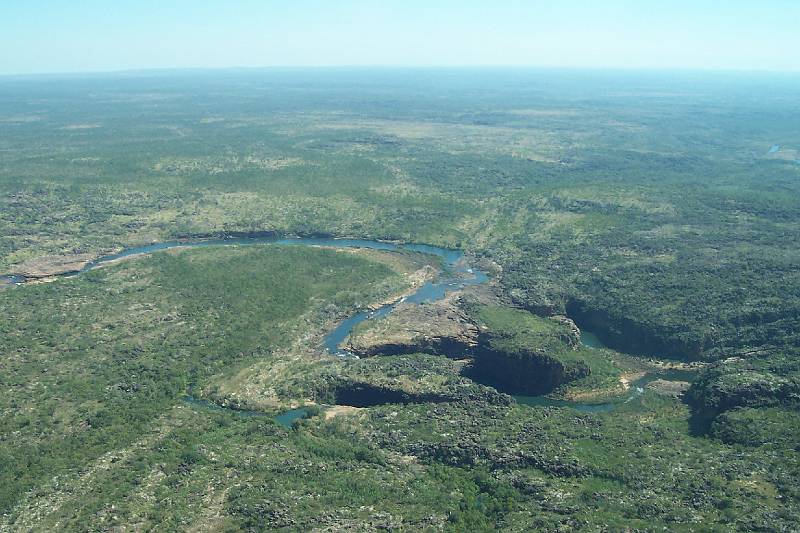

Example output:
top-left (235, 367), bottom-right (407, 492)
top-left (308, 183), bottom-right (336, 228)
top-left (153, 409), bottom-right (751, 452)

top-left (2, 235), bottom-right (691, 417)
top-left (1, 236), bottom-right (491, 424)
top-left (2, 235), bottom-right (488, 355)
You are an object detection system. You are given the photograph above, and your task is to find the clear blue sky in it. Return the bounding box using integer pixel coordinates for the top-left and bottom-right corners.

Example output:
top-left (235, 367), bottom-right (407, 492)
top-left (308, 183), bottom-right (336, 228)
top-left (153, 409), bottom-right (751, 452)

top-left (3, 0), bottom-right (799, 75)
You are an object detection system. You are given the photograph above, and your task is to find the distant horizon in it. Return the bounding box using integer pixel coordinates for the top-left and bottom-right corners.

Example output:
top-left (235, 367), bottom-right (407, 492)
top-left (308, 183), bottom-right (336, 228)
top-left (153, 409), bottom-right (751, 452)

top-left (3, 64), bottom-right (800, 80)
top-left (3, 1), bottom-right (799, 76)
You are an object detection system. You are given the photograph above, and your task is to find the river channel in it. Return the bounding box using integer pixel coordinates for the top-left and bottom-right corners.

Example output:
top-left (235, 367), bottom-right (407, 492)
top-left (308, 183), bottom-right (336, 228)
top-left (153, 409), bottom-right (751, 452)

top-left (2, 235), bottom-right (691, 417)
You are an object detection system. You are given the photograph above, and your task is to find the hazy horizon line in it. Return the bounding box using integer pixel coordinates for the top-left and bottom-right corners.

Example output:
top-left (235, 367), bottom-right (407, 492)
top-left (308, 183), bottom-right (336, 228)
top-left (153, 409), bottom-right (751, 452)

top-left (2, 64), bottom-right (800, 80)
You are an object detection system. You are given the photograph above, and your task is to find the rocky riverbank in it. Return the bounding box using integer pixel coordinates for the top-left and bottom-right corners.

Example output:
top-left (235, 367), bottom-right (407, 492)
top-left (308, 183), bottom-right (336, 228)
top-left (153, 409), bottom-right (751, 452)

top-left (14, 253), bottom-right (98, 278)
top-left (345, 292), bottom-right (479, 357)
top-left (342, 292), bottom-right (606, 397)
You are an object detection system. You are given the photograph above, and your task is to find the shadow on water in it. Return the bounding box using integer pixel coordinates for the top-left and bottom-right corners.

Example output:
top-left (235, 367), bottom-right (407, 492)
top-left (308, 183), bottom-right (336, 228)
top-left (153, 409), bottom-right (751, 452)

top-left (0, 275), bottom-right (24, 287)
top-left (579, 331), bottom-right (604, 349)
top-left (514, 330), bottom-right (699, 413)
top-left (10, 235), bottom-right (703, 416)
top-left (274, 408), bottom-right (312, 428)
top-left (3, 235), bottom-right (492, 420)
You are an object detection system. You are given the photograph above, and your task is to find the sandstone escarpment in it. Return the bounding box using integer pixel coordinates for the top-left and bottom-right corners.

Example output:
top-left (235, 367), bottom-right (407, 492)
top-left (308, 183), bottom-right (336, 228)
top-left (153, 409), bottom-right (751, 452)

top-left (344, 296), bottom-right (595, 396)
top-left (303, 354), bottom-right (511, 407)
top-left (345, 295), bottom-right (479, 358)
top-left (565, 299), bottom-right (704, 360)
top-left (469, 339), bottom-right (590, 396)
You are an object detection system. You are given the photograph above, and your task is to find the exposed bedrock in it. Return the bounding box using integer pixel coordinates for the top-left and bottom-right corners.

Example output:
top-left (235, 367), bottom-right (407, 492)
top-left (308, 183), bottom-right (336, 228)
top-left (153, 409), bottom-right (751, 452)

top-left (317, 377), bottom-right (511, 408)
top-left (565, 299), bottom-right (704, 360)
top-left (682, 356), bottom-right (800, 437)
top-left (333, 382), bottom-right (451, 407)
top-left (467, 340), bottom-right (590, 396)
top-left (14, 253), bottom-right (97, 278)
top-left (408, 440), bottom-right (587, 476)
top-left (305, 354), bottom-right (513, 408)
top-left (329, 381), bottom-right (509, 408)
top-left (685, 360), bottom-right (800, 420)
top-left (344, 295), bottom-right (591, 396)
top-left (345, 296), bottom-right (479, 358)
top-left (646, 379), bottom-right (691, 398)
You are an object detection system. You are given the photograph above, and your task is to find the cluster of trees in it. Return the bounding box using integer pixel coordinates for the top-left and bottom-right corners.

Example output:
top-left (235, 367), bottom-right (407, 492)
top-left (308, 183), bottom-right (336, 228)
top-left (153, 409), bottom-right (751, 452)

top-left (0, 244), bottom-right (397, 519)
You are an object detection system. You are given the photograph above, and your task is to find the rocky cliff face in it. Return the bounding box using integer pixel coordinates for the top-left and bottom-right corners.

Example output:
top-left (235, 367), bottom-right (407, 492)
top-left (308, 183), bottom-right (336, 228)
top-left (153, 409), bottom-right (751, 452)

top-left (565, 299), bottom-right (704, 360)
top-left (345, 295), bottom-right (479, 358)
top-left (329, 379), bottom-right (510, 407)
top-left (685, 357), bottom-right (800, 434)
top-left (469, 338), bottom-right (590, 396)
top-left (546, 315), bottom-right (581, 348)
top-left (686, 360), bottom-right (800, 417)
top-left (345, 295), bottom-right (592, 396)
top-left (646, 379), bottom-right (690, 398)
top-left (302, 354), bottom-right (512, 408)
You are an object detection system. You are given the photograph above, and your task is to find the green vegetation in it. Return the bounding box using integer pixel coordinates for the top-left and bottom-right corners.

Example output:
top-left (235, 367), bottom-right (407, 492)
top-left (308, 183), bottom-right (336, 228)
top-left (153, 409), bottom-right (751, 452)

top-left (471, 305), bottom-right (622, 397)
top-left (476, 306), bottom-right (578, 357)
top-left (685, 353), bottom-right (800, 438)
top-left (283, 353), bottom-right (510, 407)
top-left (2, 70), bottom-right (800, 530)
top-left (711, 407), bottom-right (800, 447)
top-left (353, 394), bottom-right (800, 530)
top-left (1, 241), bottom-right (798, 530)
top-left (2, 71), bottom-right (799, 366)
top-left (0, 244), bottom-right (404, 525)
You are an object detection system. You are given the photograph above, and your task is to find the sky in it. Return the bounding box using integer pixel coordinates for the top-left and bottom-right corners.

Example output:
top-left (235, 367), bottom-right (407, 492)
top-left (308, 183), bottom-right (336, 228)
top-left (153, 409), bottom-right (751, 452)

top-left (2, 0), bottom-right (800, 75)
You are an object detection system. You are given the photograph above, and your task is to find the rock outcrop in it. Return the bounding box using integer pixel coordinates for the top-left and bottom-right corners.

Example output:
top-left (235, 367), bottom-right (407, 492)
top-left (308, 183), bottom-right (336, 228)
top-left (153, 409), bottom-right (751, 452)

top-left (565, 299), bottom-right (704, 360)
top-left (685, 358), bottom-right (800, 433)
top-left (345, 296), bottom-right (596, 396)
top-left (329, 379), bottom-right (508, 407)
top-left (15, 253), bottom-right (97, 278)
top-left (302, 353), bottom-right (512, 408)
top-left (686, 364), bottom-right (800, 418)
top-left (345, 294), bottom-right (479, 358)
top-left (548, 315), bottom-right (581, 348)
top-left (646, 379), bottom-right (690, 398)
top-left (469, 338), bottom-right (590, 396)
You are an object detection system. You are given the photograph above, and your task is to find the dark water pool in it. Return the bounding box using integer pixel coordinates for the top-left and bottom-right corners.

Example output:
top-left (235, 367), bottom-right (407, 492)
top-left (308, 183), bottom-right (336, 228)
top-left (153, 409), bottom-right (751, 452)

top-left (273, 408), bottom-right (312, 428)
